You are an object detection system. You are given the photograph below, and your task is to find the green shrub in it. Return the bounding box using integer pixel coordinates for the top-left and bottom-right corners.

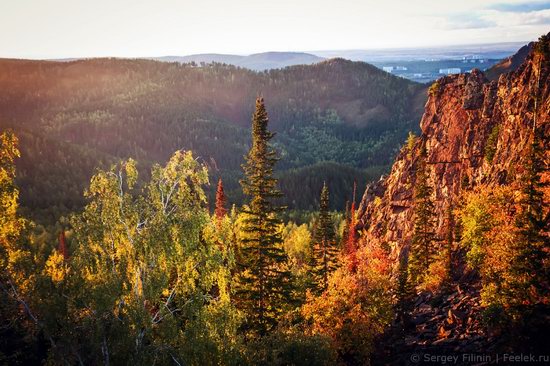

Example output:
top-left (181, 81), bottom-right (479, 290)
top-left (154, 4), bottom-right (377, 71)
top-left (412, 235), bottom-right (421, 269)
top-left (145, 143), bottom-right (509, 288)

top-left (245, 331), bottom-right (337, 366)
top-left (534, 34), bottom-right (550, 57)
top-left (485, 125), bottom-right (500, 163)
top-left (405, 131), bottom-right (417, 158)
top-left (428, 81), bottom-right (440, 96)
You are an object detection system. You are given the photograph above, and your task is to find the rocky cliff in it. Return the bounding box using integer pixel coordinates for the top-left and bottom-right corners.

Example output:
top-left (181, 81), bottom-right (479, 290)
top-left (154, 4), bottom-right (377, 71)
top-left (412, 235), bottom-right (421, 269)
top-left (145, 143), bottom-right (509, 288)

top-left (358, 34), bottom-right (549, 363)
top-left (357, 35), bottom-right (549, 263)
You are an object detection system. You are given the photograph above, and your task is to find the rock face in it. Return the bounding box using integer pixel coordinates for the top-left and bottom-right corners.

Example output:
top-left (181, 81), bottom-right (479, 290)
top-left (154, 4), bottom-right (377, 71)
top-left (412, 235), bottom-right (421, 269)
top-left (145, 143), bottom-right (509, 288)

top-left (357, 36), bottom-right (549, 264)
top-left (359, 35), bottom-right (550, 362)
top-left (485, 42), bottom-right (534, 81)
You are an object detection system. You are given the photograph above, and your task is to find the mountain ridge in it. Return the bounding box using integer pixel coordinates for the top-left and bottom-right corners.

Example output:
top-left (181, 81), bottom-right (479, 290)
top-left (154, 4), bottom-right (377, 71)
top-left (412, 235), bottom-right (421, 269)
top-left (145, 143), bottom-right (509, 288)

top-left (152, 51), bottom-right (325, 70)
top-left (0, 56), bottom-right (425, 223)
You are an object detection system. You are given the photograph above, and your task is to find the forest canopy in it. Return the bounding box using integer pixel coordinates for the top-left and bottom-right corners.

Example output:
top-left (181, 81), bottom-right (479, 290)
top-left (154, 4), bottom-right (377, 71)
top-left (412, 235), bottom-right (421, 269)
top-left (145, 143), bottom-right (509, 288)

top-left (0, 57), bottom-right (425, 224)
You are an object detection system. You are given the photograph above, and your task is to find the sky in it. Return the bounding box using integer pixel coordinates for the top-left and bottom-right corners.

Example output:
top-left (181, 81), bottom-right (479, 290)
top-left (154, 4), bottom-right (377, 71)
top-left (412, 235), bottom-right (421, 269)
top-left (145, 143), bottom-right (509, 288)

top-left (1, 0), bottom-right (549, 58)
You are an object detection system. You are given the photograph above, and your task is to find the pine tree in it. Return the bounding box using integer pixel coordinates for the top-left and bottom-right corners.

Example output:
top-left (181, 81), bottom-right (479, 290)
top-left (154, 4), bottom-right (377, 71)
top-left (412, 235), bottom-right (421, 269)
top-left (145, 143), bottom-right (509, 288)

top-left (311, 182), bottom-right (338, 292)
top-left (510, 111), bottom-right (549, 305)
top-left (346, 182), bottom-right (358, 271)
top-left (396, 252), bottom-right (413, 321)
top-left (236, 97), bottom-right (292, 336)
top-left (214, 178), bottom-right (228, 223)
top-left (409, 145), bottom-right (436, 285)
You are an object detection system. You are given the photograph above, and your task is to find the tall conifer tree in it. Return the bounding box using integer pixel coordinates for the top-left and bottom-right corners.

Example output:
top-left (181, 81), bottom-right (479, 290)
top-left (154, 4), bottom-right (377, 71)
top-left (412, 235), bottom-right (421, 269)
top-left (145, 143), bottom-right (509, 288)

top-left (346, 182), bottom-right (358, 271)
top-left (396, 253), bottom-right (413, 321)
top-left (311, 182), bottom-right (338, 292)
top-left (409, 145), bottom-right (436, 284)
top-left (510, 102), bottom-right (549, 305)
top-left (236, 97), bottom-right (291, 336)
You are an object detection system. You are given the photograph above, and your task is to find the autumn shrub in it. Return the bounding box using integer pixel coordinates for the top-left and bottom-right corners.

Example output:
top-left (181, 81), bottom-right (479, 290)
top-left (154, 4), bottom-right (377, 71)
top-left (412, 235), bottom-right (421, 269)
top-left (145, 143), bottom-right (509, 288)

top-left (428, 80), bottom-right (440, 96)
top-left (405, 131), bottom-right (417, 159)
top-left (458, 186), bottom-right (520, 317)
top-left (419, 250), bottom-right (449, 293)
top-left (484, 125), bottom-right (500, 164)
top-left (301, 242), bottom-right (393, 365)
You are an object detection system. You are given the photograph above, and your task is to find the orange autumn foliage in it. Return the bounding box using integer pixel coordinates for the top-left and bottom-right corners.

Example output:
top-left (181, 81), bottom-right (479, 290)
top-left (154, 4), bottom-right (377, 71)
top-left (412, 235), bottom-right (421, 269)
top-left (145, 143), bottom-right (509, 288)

top-left (302, 241), bottom-right (393, 364)
top-left (58, 231), bottom-right (69, 260)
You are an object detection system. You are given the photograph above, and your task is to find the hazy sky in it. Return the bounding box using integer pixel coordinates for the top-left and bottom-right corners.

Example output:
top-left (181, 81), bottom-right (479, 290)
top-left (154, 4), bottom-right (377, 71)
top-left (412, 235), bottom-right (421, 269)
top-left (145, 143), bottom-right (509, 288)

top-left (1, 0), bottom-right (549, 58)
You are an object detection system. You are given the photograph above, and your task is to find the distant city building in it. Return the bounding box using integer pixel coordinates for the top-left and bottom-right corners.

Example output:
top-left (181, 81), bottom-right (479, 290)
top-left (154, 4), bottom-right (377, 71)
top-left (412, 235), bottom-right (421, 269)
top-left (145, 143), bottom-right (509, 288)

top-left (382, 66), bottom-right (407, 73)
top-left (439, 68), bottom-right (461, 75)
top-left (462, 55), bottom-right (482, 60)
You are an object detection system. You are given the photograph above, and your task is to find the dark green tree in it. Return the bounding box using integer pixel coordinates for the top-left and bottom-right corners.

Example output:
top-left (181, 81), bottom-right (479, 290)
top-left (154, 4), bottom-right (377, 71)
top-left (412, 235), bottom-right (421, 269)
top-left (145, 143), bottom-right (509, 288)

top-left (510, 118), bottom-right (549, 305)
top-left (311, 182), bottom-right (338, 292)
top-left (236, 97), bottom-right (292, 336)
top-left (395, 252), bottom-right (413, 322)
top-left (409, 145), bottom-right (436, 284)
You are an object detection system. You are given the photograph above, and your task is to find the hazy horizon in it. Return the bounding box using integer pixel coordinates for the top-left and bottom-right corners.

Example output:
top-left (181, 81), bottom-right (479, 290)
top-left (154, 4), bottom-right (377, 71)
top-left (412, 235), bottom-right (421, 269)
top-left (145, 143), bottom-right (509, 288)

top-left (1, 0), bottom-right (549, 59)
top-left (1, 41), bottom-right (532, 61)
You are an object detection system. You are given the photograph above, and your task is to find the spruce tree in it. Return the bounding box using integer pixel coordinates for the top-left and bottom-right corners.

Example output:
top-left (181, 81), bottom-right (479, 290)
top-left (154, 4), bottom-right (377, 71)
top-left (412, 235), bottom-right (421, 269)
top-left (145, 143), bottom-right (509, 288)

top-left (311, 182), bottom-right (338, 292)
top-left (236, 97), bottom-right (292, 336)
top-left (409, 145), bottom-right (436, 285)
top-left (510, 118), bottom-right (549, 305)
top-left (396, 253), bottom-right (413, 322)
top-left (346, 182), bottom-right (359, 271)
top-left (214, 178), bottom-right (228, 222)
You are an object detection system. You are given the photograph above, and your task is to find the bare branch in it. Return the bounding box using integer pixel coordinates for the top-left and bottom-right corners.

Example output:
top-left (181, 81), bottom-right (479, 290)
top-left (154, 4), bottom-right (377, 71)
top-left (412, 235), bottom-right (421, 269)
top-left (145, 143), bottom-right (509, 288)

top-left (171, 353), bottom-right (182, 366)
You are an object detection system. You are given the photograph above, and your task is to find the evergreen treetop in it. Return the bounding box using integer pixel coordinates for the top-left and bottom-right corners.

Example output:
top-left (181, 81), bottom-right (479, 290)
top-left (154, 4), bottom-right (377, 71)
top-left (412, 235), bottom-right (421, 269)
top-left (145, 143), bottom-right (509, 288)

top-left (311, 182), bottom-right (338, 292)
top-left (409, 144), bottom-right (437, 285)
top-left (236, 97), bottom-right (292, 336)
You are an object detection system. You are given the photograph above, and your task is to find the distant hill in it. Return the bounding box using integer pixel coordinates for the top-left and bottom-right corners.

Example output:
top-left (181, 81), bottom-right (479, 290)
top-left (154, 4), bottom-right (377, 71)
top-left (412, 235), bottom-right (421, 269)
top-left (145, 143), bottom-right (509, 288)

top-left (0, 57), bottom-right (426, 223)
top-left (237, 52), bottom-right (324, 70)
top-left (156, 53), bottom-right (246, 64)
top-left (154, 51), bottom-right (324, 70)
top-left (485, 42), bottom-right (534, 80)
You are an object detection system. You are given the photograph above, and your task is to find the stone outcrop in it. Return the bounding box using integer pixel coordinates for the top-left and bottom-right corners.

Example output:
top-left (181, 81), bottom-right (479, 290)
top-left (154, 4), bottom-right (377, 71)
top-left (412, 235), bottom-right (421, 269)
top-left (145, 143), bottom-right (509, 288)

top-left (360, 35), bottom-right (549, 363)
top-left (357, 35), bottom-right (549, 265)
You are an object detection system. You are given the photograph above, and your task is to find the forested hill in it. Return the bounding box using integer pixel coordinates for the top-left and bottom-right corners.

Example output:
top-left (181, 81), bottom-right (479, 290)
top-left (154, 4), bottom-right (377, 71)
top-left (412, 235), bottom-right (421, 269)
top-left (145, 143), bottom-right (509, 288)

top-left (0, 57), bottom-right (426, 222)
